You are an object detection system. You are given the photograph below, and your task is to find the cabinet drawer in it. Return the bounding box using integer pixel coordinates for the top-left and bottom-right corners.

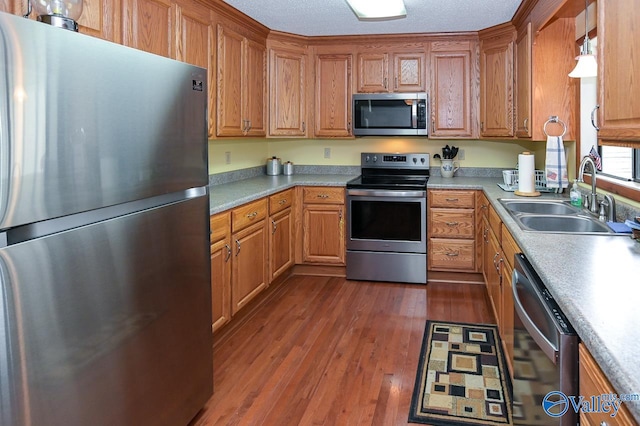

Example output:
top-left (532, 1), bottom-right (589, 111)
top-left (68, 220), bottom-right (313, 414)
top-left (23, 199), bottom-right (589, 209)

top-left (429, 238), bottom-right (475, 271)
top-left (302, 186), bottom-right (344, 204)
top-left (269, 188), bottom-right (294, 215)
top-left (430, 209), bottom-right (475, 238)
top-left (210, 211), bottom-right (230, 244)
top-left (579, 344), bottom-right (637, 426)
top-left (430, 190), bottom-right (475, 208)
top-left (232, 198), bottom-right (268, 232)
top-left (501, 224), bottom-right (520, 268)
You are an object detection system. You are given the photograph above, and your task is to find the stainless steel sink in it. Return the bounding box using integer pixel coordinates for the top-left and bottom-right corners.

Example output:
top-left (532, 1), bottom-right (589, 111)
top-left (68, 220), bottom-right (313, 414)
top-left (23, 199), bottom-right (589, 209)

top-left (497, 198), bottom-right (621, 235)
top-left (500, 199), bottom-right (580, 215)
top-left (517, 215), bottom-right (612, 233)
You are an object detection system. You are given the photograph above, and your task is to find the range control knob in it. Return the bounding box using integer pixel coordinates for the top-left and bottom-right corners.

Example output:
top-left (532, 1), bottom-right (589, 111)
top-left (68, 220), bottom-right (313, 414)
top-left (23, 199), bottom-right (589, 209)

top-left (373, 155), bottom-right (378, 162)
top-left (421, 157), bottom-right (426, 163)
top-left (413, 157), bottom-right (418, 163)
top-left (365, 155), bottom-right (370, 163)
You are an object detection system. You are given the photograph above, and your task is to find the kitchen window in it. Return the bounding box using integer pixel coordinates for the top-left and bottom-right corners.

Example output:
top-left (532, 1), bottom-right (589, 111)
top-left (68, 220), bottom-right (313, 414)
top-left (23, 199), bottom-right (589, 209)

top-left (599, 146), bottom-right (640, 183)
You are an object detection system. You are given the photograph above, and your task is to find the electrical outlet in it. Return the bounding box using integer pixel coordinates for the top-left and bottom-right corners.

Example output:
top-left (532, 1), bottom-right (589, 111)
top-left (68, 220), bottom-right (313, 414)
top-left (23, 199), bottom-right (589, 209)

top-left (324, 147), bottom-right (331, 159)
top-left (225, 151), bottom-right (231, 164)
top-left (458, 149), bottom-right (465, 161)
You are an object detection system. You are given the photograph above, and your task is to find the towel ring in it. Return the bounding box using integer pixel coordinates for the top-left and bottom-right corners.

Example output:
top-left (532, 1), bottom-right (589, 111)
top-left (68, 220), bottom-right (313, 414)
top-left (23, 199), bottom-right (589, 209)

top-left (543, 115), bottom-right (567, 137)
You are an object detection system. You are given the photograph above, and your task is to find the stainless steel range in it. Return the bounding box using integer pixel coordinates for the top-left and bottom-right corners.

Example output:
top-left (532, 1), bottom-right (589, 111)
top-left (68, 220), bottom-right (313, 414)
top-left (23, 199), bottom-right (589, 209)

top-left (346, 153), bottom-right (430, 284)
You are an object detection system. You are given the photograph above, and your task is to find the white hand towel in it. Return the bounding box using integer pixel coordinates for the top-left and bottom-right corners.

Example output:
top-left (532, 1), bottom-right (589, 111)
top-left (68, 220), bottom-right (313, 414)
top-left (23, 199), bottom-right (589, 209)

top-left (545, 135), bottom-right (568, 188)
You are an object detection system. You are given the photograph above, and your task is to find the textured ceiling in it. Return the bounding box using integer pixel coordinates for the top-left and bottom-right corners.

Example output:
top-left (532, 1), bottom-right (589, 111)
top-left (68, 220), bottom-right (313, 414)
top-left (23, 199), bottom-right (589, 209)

top-left (222, 0), bottom-right (524, 36)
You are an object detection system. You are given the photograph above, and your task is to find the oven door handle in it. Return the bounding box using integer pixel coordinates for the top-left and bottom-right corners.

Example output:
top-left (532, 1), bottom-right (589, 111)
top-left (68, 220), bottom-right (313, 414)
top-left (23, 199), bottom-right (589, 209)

top-left (347, 189), bottom-right (426, 197)
top-left (512, 268), bottom-right (559, 363)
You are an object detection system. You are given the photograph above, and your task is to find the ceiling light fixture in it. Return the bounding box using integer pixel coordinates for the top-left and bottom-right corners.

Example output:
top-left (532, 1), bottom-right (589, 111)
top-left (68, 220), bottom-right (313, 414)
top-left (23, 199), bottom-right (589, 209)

top-left (345, 0), bottom-right (407, 20)
top-left (569, 0), bottom-right (597, 78)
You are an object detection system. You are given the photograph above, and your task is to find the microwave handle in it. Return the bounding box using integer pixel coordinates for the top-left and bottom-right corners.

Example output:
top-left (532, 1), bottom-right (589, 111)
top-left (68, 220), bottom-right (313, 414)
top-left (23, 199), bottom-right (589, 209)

top-left (411, 100), bottom-right (417, 129)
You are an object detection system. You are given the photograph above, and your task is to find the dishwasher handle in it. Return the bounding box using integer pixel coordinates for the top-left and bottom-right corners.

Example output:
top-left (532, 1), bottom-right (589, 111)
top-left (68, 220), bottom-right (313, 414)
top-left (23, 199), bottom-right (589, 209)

top-left (512, 268), bottom-right (559, 364)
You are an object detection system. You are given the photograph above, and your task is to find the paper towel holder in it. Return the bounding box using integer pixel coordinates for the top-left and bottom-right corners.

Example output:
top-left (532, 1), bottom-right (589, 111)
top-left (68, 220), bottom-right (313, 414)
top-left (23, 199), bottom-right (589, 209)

top-left (543, 116), bottom-right (567, 138)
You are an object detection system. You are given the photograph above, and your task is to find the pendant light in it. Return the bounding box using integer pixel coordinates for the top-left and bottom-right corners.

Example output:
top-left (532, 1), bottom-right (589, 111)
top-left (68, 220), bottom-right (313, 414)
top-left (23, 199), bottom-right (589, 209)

top-left (569, 0), bottom-right (597, 78)
top-left (28, 0), bottom-right (84, 31)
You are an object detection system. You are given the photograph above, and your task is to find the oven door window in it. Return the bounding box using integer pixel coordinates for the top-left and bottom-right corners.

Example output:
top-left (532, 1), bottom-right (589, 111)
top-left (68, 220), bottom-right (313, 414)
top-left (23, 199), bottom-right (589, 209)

top-left (350, 199), bottom-right (421, 241)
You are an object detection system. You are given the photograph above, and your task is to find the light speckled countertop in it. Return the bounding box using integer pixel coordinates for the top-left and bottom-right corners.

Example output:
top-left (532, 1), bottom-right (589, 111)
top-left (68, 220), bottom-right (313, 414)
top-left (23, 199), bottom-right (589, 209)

top-left (210, 174), bottom-right (640, 421)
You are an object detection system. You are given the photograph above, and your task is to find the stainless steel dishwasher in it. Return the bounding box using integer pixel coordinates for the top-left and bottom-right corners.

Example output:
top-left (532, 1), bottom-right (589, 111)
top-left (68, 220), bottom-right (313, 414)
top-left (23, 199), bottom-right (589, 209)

top-left (512, 253), bottom-right (579, 425)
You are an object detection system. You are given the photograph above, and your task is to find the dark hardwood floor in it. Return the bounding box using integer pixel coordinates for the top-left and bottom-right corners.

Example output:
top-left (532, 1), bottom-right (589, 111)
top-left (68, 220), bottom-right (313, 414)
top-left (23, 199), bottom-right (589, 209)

top-left (191, 275), bottom-right (494, 426)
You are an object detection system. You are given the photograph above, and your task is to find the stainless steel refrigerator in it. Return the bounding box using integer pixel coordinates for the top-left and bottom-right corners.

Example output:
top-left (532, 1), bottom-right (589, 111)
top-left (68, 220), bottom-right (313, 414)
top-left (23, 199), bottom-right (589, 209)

top-left (0, 12), bottom-right (212, 426)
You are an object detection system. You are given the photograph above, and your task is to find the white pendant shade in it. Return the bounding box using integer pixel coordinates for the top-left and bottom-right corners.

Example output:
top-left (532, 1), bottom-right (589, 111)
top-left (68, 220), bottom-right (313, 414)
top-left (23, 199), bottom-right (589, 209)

top-left (346, 0), bottom-right (406, 20)
top-left (568, 54), bottom-right (598, 78)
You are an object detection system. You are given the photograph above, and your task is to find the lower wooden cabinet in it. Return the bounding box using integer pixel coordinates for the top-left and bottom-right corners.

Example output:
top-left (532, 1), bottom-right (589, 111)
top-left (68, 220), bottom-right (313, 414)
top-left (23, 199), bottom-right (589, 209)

top-left (428, 189), bottom-right (477, 272)
top-left (579, 344), bottom-right (638, 425)
top-left (210, 212), bottom-right (231, 333)
top-left (301, 187), bottom-right (345, 265)
top-left (231, 199), bottom-right (268, 315)
top-left (269, 189), bottom-right (295, 281)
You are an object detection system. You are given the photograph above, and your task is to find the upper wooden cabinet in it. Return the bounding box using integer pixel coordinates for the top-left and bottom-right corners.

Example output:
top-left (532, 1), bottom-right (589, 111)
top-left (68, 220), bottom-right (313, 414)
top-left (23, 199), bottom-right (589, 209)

top-left (216, 23), bottom-right (267, 137)
top-left (268, 39), bottom-right (308, 137)
top-left (429, 40), bottom-right (478, 138)
top-left (514, 22), bottom-right (532, 138)
top-left (513, 17), bottom-right (576, 141)
top-left (597, 0), bottom-right (640, 147)
top-left (175, 1), bottom-right (215, 138)
top-left (2, 0), bottom-right (117, 41)
top-left (356, 49), bottom-right (425, 93)
top-left (122, 0), bottom-right (173, 58)
top-left (314, 52), bottom-right (353, 137)
top-left (479, 25), bottom-right (515, 138)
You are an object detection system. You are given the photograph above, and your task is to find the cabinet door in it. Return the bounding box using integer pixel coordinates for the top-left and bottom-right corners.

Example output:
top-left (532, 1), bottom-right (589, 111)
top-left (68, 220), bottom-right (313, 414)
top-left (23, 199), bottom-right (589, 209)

top-left (430, 41), bottom-right (476, 138)
top-left (485, 221), bottom-right (501, 323)
top-left (357, 52), bottom-right (388, 93)
top-left (175, 2), bottom-right (215, 138)
top-left (597, 0), bottom-right (640, 144)
top-left (216, 24), bottom-right (244, 136)
top-left (514, 23), bottom-right (532, 138)
top-left (122, 0), bottom-right (173, 58)
top-left (231, 220), bottom-right (268, 315)
top-left (211, 238), bottom-right (231, 332)
top-left (269, 48), bottom-right (307, 136)
top-left (480, 36), bottom-right (514, 137)
top-left (269, 208), bottom-right (294, 282)
top-left (243, 39), bottom-right (267, 136)
top-left (393, 52), bottom-right (425, 92)
top-left (302, 204), bottom-right (345, 265)
top-left (77, 0), bottom-right (117, 41)
top-left (501, 259), bottom-right (514, 378)
top-left (315, 54), bottom-right (352, 137)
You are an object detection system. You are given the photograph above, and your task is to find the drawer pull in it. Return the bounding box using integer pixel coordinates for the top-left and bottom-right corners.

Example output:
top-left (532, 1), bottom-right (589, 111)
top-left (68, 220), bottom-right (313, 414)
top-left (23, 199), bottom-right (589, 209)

top-left (446, 221), bottom-right (459, 227)
top-left (317, 194), bottom-right (330, 199)
top-left (278, 199), bottom-right (287, 205)
top-left (445, 198), bottom-right (459, 202)
top-left (445, 251), bottom-right (459, 257)
top-left (246, 211), bottom-right (258, 219)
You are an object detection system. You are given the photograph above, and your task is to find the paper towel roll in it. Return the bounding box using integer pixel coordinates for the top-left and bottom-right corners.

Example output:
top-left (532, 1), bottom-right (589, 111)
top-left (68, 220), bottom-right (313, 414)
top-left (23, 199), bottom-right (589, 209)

top-left (518, 152), bottom-right (536, 193)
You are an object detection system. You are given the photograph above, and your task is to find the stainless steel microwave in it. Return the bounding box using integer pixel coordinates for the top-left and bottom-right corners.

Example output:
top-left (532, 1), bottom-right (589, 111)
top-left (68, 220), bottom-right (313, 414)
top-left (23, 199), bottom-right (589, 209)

top-left (352, 93), bottom-right (428, 136)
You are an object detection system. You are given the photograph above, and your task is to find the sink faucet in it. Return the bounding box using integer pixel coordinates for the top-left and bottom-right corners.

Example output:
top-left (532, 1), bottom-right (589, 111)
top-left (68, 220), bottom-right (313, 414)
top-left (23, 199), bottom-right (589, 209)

top-left (578, 156), bottom-right (599, 214)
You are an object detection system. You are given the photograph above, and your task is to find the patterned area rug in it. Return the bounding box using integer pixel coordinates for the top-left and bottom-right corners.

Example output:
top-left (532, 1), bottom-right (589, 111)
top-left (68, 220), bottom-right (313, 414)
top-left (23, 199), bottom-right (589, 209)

top-left (409, 321), bottom-right (513, 425)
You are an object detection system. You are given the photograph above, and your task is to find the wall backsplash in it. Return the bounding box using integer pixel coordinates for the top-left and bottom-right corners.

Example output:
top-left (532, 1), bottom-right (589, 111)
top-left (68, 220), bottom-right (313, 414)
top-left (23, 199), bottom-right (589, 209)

top-left (208, 137), bottom-right (546, 174)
